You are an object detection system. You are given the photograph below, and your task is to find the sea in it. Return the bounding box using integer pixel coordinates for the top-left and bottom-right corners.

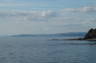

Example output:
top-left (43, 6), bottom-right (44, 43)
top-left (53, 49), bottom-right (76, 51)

top-left (0, 34), bottom-right (96, 63)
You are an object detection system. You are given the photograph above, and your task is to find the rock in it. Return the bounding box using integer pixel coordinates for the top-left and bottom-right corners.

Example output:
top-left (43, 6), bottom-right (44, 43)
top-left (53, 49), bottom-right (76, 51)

top-left (84, 28), bottom-right (96, 40)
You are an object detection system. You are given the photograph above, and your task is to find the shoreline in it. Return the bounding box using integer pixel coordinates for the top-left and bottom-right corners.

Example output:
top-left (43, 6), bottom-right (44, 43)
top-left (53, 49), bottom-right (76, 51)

top-left (51, 38), bottom-right (96, 41)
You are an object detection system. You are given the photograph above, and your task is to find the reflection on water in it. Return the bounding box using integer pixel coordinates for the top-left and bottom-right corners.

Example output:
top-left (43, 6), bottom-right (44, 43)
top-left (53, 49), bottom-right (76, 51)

top-left (49, 39), bottom-right (96, 46)
top-left (48, 42), bottom-right (96, 46)
top-left (0, 37), bottom-right (95, 63)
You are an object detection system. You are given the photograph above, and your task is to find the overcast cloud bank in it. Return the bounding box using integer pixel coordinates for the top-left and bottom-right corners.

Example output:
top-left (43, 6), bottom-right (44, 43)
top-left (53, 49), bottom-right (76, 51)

top-left (0, 6), bottom-right (96, 34)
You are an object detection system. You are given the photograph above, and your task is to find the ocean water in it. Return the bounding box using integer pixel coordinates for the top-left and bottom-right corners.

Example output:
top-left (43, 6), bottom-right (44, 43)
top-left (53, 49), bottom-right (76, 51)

top-left (0, 36), bottom-right (96, 63)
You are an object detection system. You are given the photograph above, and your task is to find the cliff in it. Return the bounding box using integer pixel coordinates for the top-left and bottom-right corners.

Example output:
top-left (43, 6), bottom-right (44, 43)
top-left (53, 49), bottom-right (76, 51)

top-left (84, 28), bottom-right (96, 40)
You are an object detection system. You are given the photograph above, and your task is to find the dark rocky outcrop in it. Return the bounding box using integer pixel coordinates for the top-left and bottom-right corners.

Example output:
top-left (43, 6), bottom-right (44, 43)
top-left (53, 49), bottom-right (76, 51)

top-left (84, 28), bottom-right (96, 40)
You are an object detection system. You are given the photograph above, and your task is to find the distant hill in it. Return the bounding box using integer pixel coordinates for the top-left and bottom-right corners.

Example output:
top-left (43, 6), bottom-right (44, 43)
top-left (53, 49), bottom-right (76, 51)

top-left (84, 28), bottom-right (96, 39)
top-left (11, 32), bottom-right (86, 37)
top-left (54, 32), bottom-right (86, 37)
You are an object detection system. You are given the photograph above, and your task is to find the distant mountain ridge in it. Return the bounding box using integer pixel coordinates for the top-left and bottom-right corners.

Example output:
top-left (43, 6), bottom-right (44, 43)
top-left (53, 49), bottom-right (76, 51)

top-left (11, 32), bottom-right (86, 37)
top-left (63, 28), bottom-right (96, 40)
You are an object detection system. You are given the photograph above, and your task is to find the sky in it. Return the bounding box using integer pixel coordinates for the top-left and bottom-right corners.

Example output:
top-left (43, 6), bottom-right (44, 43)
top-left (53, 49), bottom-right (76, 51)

top-left (0, 0), bottom-right (96, 35)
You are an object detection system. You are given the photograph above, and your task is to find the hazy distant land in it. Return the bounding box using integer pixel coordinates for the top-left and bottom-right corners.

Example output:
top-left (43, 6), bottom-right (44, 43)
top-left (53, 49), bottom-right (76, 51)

top-left (10, 32), bottom-right (86, 37)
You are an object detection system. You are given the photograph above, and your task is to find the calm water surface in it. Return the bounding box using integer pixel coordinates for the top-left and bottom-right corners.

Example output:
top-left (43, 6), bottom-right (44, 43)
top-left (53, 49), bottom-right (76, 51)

top-left (0, 37), bottom-right (96, 63)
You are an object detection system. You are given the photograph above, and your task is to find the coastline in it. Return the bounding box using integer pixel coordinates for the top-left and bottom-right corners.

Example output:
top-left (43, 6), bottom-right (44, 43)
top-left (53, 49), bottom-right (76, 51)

top-left (51, 38), bottom-right (96, 41)
top-left (51, 28), bottom-right (96, 41)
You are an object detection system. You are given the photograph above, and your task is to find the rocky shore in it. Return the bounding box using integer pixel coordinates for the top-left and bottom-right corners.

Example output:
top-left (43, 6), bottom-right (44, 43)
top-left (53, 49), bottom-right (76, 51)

top-left (51, 28), bottom-right (96, 41)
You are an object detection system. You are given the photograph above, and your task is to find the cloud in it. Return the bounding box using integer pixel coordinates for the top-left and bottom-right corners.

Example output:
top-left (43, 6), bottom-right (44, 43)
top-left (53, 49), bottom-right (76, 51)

top-left (0, 6), bottom-right (95, 34)
top-left (62, 6), bottom-right (96, 12)
top-left (0, 10), bottom-right (57, 22)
